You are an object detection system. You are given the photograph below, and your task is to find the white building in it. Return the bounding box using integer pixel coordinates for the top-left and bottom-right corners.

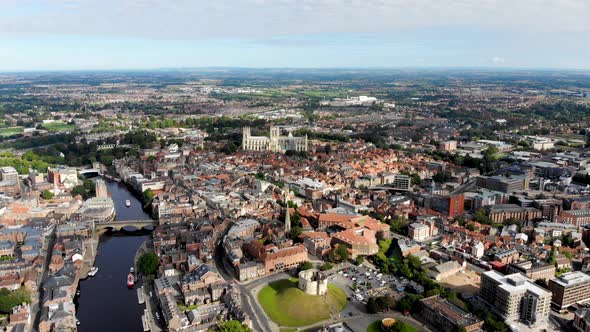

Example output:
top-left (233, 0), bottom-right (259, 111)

top-left (525, 136), bottom-right (555, 151)
top-left (471, 242), bottom-right (485, 259)
top-left (480, 271), bottom-right (551, 330)
top-left (0, 167), bottom-right (18, 182)
top-left (409, 223), bottom-right (430, 242)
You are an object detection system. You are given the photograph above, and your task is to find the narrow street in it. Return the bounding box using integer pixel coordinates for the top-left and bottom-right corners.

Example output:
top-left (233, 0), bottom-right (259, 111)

top-left (213, 228), bottom-right (275, 332)
top-left (31, 228), bottom-right (56, 331)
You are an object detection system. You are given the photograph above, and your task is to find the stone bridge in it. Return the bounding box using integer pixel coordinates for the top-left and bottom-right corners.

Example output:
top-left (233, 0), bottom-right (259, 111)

top-left (79, 168), bottom-right (102, 177)
top-left (95, 219), bottom-right (159, 231)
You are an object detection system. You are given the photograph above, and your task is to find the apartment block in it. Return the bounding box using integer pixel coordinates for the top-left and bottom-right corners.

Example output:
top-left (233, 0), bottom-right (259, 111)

top-left (480, 271), bottom-right (551, 328)
top-left (548, 272), bottom-right (590, 311)
top-left (476, 175), bottom-right (528, 193)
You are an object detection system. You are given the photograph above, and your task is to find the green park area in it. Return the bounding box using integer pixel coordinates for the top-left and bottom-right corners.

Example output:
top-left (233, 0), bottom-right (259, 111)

top-left (0, 126), bottom-right (23, 137)
top-left (258, 278), bottom-right (348, 327)
top-left (41, 122), bottom-right (76, 132)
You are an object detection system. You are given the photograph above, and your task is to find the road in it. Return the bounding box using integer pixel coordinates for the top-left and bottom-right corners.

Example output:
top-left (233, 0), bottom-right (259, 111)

top-left (213, 226), bottom-right (276, 332)
top-left (31, 227), bottom-right (56, 332)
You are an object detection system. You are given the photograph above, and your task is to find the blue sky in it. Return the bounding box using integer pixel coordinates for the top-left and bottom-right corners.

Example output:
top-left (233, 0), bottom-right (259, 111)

top-left (0, 0), bottom-right (589, 71)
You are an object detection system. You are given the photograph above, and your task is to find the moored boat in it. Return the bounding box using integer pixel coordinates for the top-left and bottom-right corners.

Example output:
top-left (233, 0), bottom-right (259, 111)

top-left (127, 273), bottom-right (135, 288)
top-left (88, 266), bottom-right (98, 277)
top-left (125, 199), bottom-right (131, 207)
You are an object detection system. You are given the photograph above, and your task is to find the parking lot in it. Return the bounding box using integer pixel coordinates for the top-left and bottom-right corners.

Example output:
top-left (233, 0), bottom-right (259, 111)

top-left (328, 265), bottom-right (409, 305)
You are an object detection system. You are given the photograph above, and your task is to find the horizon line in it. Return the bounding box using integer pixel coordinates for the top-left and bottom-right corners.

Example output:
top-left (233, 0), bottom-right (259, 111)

top-left (2, 65), bottom-right (590, 75)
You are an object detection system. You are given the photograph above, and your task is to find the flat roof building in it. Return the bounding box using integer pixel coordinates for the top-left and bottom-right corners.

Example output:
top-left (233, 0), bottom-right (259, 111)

top-left (0, 167), bottom-right (18, 182)
top-left (480, 270), bottom-right (551, 329)
top-left (419, 295), bottom-right (484, 332)
top-left (548, 272), bottom-right (590, 310)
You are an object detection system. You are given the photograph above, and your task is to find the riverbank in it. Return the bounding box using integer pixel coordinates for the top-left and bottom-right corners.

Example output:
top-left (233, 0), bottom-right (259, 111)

top-left (79, 233), bottom-right (99, 279)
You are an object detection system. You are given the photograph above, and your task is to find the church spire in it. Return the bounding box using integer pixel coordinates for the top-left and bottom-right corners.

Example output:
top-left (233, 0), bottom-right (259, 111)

top-left (284, 191), bottom-right (291, 232)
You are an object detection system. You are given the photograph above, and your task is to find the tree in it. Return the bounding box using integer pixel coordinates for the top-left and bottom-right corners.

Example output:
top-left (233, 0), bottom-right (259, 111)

top-left (41, 190), bottom-right (54, 200)
top-left (355, 256), bottom-right (364, 265)
top-left (83, 179), bottom-right (95, 194)
top-left (432, 171), bottom-right (449, 183)
top-left (324, 144), bottom-right (332, 154)
top-left (137, 252), bottom-right (159, 276)
top-left (387, 321), bottom-right (418, 332)
top-left (483, 145), bottom-right (499, 157)
top-left (217, 320), bottom-right (252, 332)
top-left (71, 185), bottom-right (86, 198)
top-left (0, 287), bottom-right (31, 314)
top-left (397, 294), bottom-right (423, 314)
top-left (320, 262), bottom-right (333, 271)
top-left (474, 208), bottom-right (490, 224)
top-left (143, 189), bottom-right (155, 206)
top-left (367, 295), bottom-right (395, 313)
top-left (290, 226), bottom-right (303, 240)
top-left (298, 261), bottom-right (314, 272)
top-left (220, 142), bottom-right (238, 154)
top-left (336, 244), bottom-right (350, 262)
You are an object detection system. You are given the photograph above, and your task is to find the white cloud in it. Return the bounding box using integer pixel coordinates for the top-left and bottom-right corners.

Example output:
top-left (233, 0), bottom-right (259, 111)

top-left (0, 0), bottom-right (588, 39)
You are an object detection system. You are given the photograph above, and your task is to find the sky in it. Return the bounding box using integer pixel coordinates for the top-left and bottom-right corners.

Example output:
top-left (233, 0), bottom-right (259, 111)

top-left (0, 0), bottom-right (589, 71)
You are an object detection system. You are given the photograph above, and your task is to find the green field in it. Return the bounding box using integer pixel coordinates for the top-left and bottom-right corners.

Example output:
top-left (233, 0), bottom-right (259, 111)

top-left (0, 127), bottom-right (23, 137)
top-left (367, 320), bottom-right (381, 332)
top-left (41, 122), bottom-right (76, 132)
top-left (258, 278), bottom-right (348, 327)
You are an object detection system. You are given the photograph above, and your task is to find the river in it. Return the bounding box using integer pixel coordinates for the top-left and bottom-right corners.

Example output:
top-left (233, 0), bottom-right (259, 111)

top-left (76, 180), bottom-right (152, 332)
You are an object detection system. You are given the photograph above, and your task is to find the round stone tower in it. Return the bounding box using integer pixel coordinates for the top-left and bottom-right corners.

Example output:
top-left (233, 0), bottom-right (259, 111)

top-left (298, 269), bottom-right (328, 296)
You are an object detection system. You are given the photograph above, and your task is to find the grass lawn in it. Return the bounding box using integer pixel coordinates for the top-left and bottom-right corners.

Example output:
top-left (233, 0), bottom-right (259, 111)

top-left (258, 278), bottom-right (348, 327)
top-left (367, 320), bottom-right (381, 332)
top-left (0, 127), bottom-right (23, 137)
top-left (176, 303), bottom-right (199, 312)
top-left (41, 122), bottom-right (76, 132)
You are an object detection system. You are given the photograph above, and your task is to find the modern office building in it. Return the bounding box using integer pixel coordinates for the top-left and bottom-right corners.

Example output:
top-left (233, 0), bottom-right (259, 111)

top-left (480, 271), bottom-right (551, 328)
top-left (430, 194), bottom-right (464, 218)
top-left (391, 174), bottom-right (411, 191)
top-left (476, 175), bottom-right (528, 193)
top-left (548, 272), bottom-right (590, 311)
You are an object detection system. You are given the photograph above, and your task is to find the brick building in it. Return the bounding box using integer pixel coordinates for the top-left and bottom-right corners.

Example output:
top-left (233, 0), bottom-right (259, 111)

top-left (419, 295), bottom-right (484, 332)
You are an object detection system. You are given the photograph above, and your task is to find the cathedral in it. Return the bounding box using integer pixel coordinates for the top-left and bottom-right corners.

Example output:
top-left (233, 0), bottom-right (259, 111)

top-left (242, 126), bottom-right (308, 153)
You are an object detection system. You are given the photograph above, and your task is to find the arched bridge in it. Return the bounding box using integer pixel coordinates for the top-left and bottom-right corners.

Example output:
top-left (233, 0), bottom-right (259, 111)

top-left (96, 219), bottom-right (159, 231)
top-left (79, 168), bottom-right (102, 177)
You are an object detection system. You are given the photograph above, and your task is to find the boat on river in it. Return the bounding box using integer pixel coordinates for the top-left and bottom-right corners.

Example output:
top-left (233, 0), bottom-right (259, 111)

top-left (127, 273), bottom-right (135, 288)
top-left (125, 200), bottom-right (131, 207)
top-left (88, 266), bottom-right (98, 277)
